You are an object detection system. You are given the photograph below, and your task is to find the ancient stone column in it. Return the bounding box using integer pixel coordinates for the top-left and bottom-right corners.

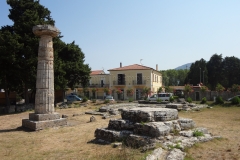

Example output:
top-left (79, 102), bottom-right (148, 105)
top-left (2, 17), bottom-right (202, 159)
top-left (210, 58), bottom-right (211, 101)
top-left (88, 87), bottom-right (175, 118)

top-left (22, 25), bottom-right (67, 130)
top-left (33, 25), bottom-right (57, 114)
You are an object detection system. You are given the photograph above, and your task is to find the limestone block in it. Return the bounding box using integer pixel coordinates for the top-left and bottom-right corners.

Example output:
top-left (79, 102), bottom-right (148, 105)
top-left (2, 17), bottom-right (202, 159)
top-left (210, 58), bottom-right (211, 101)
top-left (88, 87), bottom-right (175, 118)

top-left (121, 107), bottom-right (178, 122)
top-left (166, 148), bottom-right (186, 160)
top-left (29, 113), bottom-right (60, 121)
top-left (178, 118), bottom-right (195, 130)
top-left (166, 104), bottom-right (183, 111)
top-left (133, 122), bottom-right (170, 137)
top-left (109, 108), bottom-right (119, 115)
top-left (195, 127), bottom-right (209, 134)
top-left (22, 118), bottom-right (67, 131)
top-left (99, 106), bottom-right (110, 112)
top-left (124, 134), bottom-right (156, 148)
top-left (94, 128), bottom-right (132, 142)
top-left (108, 119), bottom-right (135, 130)
top-left (179, 130), bottom-right (193, 137)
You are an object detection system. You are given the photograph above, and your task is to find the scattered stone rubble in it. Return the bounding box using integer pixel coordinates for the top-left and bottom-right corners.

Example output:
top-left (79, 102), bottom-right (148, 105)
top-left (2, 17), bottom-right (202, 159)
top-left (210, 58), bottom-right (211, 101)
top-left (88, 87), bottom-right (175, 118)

top-left (85, 102), bottom-right (209, 120)
top-left (93, 106), bottom-right (216, 160)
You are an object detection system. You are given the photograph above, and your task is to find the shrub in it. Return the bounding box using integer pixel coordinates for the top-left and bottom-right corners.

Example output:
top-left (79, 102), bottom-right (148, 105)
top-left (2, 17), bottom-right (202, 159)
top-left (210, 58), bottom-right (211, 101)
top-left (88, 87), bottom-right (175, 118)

top-left (82, 97), bottom-right (88, 102)
top-left (128, 98), bottom-right (133, 102)
top-left (215, 96), bottom-right (224, 104)
top-left (186, 97), bottom-right (192, 103)
top-left (170, 96), bottom-right (174, 102)
top-left (231, 96), bottom-right (240, 105)
top-left (173, 96), bottom-right (178, 99)
top-left (104, 99), bottom-right (110, 104)
top-left (193, 130), bottom-right (204, 137)
top-left (201, 97), bottom-right (207, 104)
top-left (92, 99), bottom-right (96, 103)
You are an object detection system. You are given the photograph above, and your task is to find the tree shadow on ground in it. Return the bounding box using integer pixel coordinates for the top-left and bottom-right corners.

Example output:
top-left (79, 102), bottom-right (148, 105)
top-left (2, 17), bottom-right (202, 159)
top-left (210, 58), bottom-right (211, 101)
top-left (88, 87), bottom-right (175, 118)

top-left (0, 126), bottom-right (34, 133)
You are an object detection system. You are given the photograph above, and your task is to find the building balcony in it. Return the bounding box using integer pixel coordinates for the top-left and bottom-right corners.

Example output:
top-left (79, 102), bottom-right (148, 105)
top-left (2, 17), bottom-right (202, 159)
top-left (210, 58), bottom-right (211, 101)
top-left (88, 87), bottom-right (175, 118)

top-left (132, 80), bottom-right (146, 85)
top-left (113, 80), bottom-right (126, 85)
top-left (89, 84), bottom-right (109, 88)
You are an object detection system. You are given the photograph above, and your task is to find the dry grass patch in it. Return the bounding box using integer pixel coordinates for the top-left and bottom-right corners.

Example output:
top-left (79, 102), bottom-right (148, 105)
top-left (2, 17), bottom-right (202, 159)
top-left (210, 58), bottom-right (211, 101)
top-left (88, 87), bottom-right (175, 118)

top-left (0, 104), bottom-right (240, 160)
top-left (179, 106), bottom-right (240, 160)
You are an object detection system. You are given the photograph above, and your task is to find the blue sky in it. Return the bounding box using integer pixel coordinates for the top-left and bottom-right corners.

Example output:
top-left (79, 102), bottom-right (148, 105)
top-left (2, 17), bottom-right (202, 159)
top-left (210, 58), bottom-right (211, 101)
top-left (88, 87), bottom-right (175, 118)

top-left (1, 1), bottom-right (240, 72)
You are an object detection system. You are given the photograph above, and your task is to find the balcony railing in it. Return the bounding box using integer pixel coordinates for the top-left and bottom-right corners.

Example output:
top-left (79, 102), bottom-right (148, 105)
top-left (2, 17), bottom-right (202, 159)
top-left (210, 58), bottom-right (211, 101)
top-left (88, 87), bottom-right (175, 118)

top-left (113, 80), bottom-right (126, 85)
top-left (132, 80), bottom-right (146, 85)
top-left (89, 84), bottom-right (109, 88)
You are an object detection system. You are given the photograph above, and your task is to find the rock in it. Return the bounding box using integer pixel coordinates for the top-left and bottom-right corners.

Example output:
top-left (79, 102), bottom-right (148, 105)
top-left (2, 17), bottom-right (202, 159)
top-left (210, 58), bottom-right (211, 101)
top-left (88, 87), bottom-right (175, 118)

top-left (177, 98), bottom-right (186, 103)
top-left (108, 119), bottom-right (135, 130)
top-left (133, 122), bottom-right (170, 137)
top-left (166, 104), bottom-right (183, 111)
top-left (179, 131), bottom-right (193, 137)
top-left (62, 114), bottom-right (68, 118)
top-left (99, 106), bottom-right (110, 112)
top-left (125, 134), bottom-right (156, 148)
top-left (121, 107), bottom-right (178, 123)
top-left (94, 128), bottom-right (132, 142)
top-left (109, 108), bottom-right (119, 115)
top-left (141, 143), bottom-right (156, 152)
top-left (145, 148), bottom-right (163, 160)
top-left (195, 127), bottom-right (209, 134)
top-left (178, 118), bottom-right (195, 130)
top-left (112, 142), bottom-right (122, 148)
top-left (166, 148), bottom-right (186, 160)
top-left (90, 116), bottom-right (96, 122)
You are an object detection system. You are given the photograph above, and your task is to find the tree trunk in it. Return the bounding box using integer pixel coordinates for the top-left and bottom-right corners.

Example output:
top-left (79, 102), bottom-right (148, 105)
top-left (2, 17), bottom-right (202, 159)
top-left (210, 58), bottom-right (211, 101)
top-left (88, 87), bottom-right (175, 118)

top-left (4, 77), bottom-right (10, 113)
top-left (24, 86), bottom-right (29, 104)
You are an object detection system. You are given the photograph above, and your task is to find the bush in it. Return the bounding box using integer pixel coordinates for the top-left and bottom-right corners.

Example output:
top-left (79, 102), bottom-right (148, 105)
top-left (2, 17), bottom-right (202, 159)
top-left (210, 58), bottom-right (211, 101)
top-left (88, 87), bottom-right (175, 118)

top-left (231, 96), bottom-right (240, 105)
top-left (173, 96), bottom-right (178, 99)
top-left (201, 97), bottom-right (207, 104)
top-left (92, 99), bottom-right (96, 103)
top-left (170, 96), bottom-right (174, 102)
top-left (82, 97), bottom-right (88, 102)
top-left (186, 97), bottom-right (192, 103)
top-left (215, 96), bottom-right (224, 104)
top-left (104, 99), bottom-right (110, 104)
top-left (193, 130), bottom-right (204, 137)
top-left (128, 98), bottom-right (133, 102)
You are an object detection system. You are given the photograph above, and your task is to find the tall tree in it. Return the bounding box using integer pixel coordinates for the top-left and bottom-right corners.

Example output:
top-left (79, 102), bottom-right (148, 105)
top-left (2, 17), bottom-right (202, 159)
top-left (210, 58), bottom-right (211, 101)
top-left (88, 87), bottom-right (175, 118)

top-left (207, 54), bottom-right (223, 90)
top-left (0, 26), bottom-right (23, 110)
top-left (6, 0), bottom-right (55, 104)
top-left (160, 69), bottom-right (188, 86)
top-left (220, 56), bottom-right (240, 88)
top-left (185, 58), bottom-right (207, 86)
top-left (57, 41), bottom-right (91, 90)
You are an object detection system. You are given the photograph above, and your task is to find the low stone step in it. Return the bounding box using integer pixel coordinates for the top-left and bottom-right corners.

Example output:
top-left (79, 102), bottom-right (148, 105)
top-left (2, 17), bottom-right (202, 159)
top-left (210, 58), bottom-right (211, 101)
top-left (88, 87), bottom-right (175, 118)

top-left (125, 134), bottom-right (156, 148)
top-left (108, 119), bottom-right (135, 130)
top-left (166, 104), bottom-right (183, 110)
top-left (133, 122), bottom-right (170, 137)
top-left (94, 128), bottom-right (133, 142)
top-left (178, 118), bottom-right (195, 130)
top-left (121, 107), bottom-right (178, 122)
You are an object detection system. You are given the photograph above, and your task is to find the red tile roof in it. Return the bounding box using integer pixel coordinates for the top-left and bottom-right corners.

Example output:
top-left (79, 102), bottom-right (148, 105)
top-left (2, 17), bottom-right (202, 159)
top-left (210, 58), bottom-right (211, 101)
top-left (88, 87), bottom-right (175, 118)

top-left (108, 64), bottom-right (155, 71)
top-left (91, 70), bottom-right (105, 75)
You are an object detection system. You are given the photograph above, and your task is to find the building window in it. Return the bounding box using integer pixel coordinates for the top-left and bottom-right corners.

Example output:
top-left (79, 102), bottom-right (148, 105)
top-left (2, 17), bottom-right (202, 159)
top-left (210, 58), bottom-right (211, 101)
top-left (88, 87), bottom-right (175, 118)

top-left (118, 74), bottom-right (125, 85)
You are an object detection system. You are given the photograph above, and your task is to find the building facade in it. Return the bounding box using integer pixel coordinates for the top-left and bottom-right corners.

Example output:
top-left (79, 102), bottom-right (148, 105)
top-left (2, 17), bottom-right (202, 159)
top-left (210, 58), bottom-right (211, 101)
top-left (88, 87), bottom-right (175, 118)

top-left (76, 63), bottom-right (162, 100)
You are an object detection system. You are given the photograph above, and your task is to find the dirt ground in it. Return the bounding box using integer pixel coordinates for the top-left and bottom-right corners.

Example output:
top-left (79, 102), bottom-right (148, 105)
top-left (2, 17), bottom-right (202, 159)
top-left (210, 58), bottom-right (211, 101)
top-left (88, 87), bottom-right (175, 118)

top-left (0, 103), bottom-right (240, 160)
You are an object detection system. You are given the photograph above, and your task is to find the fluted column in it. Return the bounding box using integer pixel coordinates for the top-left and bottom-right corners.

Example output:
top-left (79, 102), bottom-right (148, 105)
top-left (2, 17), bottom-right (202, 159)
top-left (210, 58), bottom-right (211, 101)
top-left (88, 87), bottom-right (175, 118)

top-left (33, 25), bottom-right (59, 114)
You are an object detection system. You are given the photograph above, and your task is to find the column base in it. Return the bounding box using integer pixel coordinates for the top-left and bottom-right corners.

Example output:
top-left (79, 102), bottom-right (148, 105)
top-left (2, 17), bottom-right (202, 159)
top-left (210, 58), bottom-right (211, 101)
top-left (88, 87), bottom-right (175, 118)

top-left (22, 112), bottom-right (67, 131)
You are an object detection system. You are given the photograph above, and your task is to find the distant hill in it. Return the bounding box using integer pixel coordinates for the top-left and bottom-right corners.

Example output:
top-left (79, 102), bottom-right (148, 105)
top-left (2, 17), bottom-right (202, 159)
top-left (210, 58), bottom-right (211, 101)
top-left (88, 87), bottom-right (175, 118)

top-left (174, 63), bottom-right (193, 70)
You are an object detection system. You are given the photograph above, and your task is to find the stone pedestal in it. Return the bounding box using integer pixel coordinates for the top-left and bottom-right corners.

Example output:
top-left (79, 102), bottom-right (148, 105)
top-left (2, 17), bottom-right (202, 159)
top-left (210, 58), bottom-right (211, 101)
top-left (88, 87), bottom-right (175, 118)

top-left (22, 25), bottom-right (67, 130)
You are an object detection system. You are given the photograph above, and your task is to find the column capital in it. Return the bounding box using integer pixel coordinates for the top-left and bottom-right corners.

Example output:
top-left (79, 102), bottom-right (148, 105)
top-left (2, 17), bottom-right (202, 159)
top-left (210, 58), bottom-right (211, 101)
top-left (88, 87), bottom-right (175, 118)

top-left (33, 25), bottom-right (60, 37)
